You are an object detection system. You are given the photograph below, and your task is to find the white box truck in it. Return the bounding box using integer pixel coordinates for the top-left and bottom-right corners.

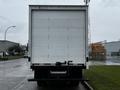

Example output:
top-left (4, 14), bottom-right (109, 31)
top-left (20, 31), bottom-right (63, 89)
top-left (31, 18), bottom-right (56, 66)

top-left (28, 5), bottom-right (88, 86)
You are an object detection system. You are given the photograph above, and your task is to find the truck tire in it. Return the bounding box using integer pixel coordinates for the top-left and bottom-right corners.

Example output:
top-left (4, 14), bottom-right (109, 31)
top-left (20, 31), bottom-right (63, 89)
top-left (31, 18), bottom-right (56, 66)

top-left (37, 81), bottom-right (46, 87)
top-left (69, 81), bottom-right (79, 86)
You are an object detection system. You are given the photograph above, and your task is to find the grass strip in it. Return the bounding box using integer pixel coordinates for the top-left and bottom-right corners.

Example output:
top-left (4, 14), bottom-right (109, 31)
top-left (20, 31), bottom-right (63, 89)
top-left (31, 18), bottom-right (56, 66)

top-left (84, 65), bottom-right (120, 90)
top-left (0, 55), bottom-right (24, 61)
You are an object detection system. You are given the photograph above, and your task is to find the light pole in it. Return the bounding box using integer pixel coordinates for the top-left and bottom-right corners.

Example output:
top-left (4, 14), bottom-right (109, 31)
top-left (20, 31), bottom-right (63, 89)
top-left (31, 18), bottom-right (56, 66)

top-left (4, 25), bottom-right (16, 41)
top-left (3, 25), bottom-right (16, 57)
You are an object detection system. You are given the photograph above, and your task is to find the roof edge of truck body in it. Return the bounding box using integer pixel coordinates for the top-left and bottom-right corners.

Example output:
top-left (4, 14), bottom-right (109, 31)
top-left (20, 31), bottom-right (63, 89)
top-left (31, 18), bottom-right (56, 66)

top-left (29, 5), bottom-right (88, 7)
top-left (29, 5), bottom-right (88, 12)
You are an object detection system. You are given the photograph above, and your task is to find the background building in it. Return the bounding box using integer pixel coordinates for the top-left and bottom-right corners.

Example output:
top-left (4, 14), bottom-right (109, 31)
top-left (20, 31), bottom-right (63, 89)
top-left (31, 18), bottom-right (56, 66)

top-left (103, 41), bottom-right (120, 59)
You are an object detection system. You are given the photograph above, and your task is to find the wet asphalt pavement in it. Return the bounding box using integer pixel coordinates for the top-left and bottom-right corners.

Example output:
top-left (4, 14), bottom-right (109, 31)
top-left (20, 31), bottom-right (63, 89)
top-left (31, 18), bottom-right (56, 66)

top-left (0, 58), bottom-right (86, 90)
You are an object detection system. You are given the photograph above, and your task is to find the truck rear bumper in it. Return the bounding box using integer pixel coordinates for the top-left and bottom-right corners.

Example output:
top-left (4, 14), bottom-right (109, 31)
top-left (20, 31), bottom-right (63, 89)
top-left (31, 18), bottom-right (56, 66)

top-left (30, 64), bottom-right (86, 81)
top-left (28, 78), bottom-right (87, 81)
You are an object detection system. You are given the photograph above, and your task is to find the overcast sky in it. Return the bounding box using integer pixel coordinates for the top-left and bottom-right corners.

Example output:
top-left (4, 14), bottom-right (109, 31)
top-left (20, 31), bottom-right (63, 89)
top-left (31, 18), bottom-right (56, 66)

top-left (0, 0), bottom-right (120, 45)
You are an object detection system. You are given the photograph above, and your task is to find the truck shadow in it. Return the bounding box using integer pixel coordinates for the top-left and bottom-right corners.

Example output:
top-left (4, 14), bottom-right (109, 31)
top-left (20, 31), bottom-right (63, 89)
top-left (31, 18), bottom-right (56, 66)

top-left (37, 86), bottom-right (80, 90)
top-left (36, 83), bottom-right (82, 90)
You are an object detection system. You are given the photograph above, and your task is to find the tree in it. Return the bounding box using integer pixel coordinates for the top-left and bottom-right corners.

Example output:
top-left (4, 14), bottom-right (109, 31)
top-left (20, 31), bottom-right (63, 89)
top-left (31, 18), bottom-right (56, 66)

top-left (8, 45), bottom-right (23, 55)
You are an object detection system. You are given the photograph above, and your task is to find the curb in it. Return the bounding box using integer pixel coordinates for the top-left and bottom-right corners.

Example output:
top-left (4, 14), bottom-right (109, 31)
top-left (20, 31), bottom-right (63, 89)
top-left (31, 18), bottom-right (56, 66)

top-left (81, 81), bottom-right (94, 90)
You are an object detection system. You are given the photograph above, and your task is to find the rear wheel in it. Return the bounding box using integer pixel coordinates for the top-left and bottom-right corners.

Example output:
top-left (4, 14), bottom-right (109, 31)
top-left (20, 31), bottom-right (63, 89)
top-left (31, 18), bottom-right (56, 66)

top-left (37, 81), bottom-right (46, 87)
top-left (69, 81), bottom-right (79, 86)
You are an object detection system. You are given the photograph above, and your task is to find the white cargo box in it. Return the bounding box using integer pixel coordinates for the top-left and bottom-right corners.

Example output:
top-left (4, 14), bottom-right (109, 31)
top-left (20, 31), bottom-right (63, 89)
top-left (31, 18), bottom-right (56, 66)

top-left (29, 5), bottom-right (88, 64)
